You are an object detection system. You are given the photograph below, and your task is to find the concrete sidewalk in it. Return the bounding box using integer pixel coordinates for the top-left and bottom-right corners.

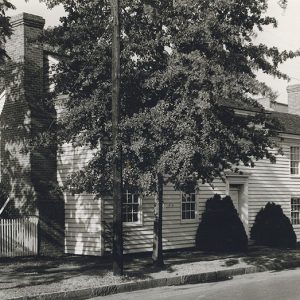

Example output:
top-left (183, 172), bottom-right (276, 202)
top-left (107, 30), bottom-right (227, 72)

top-left (1, 246), bottom-right (300, 300)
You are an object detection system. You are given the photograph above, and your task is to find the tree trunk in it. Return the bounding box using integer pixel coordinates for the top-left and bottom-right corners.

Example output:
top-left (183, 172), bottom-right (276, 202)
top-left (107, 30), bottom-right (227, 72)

top-left (111, 0), bottom-right (123, 276)
top-left (152, 173), bottom-right (164, 267)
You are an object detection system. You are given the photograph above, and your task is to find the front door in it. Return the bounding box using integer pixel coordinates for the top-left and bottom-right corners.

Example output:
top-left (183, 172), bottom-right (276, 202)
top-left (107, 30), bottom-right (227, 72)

top-left (229, 183), bottom-right (248, 234)
top-left (229, 184), bottom-right (240, 213)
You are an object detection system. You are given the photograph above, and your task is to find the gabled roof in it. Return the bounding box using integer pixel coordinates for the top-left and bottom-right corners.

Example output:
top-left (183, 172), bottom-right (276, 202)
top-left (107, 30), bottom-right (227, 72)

top-left (218, 98), bottom-right (265, 113)
top-left (271, 111), bottom-right (300, 136)
top-left (219, 98), bottom-right (300, 136)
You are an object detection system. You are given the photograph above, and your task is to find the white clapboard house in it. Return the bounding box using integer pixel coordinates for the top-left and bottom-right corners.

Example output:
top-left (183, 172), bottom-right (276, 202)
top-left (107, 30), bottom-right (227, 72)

top-left (2, 13), bottom-right (300, 256)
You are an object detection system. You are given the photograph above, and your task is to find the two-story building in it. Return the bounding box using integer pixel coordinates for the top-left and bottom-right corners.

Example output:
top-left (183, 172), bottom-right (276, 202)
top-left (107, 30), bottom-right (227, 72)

top-left (2, 13), bottom-right (300, 256)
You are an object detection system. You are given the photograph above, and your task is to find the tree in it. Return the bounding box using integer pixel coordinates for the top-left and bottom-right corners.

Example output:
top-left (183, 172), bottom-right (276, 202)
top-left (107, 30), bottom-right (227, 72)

top-left (41, 0), bottom-right (298, 269)
top-left (0, 1), bottom-right (14, 64)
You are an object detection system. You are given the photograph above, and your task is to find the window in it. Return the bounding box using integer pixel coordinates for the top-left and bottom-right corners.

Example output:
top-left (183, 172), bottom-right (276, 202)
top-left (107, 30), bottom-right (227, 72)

top-left (291, 146), bottom-right (300, 175)
top-left (291, 197), bottom-right (300, 225)
top-left (122, 191), bottom-right (141, 223)
top-left (181, 192), bottom-right (196, 220)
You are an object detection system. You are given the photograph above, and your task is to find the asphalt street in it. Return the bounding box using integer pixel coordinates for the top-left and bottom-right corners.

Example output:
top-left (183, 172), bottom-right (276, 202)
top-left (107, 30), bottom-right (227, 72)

top-left (91, 268), bottom-right (300, 300)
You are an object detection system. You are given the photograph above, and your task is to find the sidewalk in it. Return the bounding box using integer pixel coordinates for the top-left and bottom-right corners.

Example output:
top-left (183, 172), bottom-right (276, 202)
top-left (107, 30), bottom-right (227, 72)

top-left (1, 245), bottom-right (300, 299)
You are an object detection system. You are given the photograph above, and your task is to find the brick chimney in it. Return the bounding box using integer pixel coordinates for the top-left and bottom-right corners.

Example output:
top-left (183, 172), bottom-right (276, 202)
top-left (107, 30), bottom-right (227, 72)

top-left (287, 84), bottom-right (300, 115)
top-left (2, 13), bottom-right (64, 256)
top-left (3, 13), bottom-right (45, 215)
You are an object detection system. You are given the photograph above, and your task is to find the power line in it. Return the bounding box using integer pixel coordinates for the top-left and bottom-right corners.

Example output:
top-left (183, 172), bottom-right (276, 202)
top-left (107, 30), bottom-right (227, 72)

top-left (289, 77), bottom-right (300, 82)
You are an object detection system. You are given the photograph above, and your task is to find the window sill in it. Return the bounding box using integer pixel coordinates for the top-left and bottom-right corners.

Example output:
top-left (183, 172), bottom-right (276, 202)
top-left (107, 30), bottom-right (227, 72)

top-left (123, 222), bottom-right (143, 227)
top-left (180, 219), bottom-right (199, 224)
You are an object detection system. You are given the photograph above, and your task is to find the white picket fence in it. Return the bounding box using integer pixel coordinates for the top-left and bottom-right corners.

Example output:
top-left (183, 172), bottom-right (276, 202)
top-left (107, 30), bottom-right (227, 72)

top-left (0, 217), bottom-right (38, 257)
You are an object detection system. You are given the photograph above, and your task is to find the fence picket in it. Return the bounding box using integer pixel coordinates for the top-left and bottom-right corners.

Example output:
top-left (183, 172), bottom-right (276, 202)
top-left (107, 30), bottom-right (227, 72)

top-left (0, 219), bottom-right (2, 254)
top-left (0, 217), bottom-right (38, 257)
top-left (10, 219), bottom-right (12, 256)
top-left (8, 219), bottom-right (10, 256)
top-left (4, 219), bottom-right (7, 256)
top-left (22, 218), bottom-right (25, 254)
top-left (16, 219), bottom-right (19, 256)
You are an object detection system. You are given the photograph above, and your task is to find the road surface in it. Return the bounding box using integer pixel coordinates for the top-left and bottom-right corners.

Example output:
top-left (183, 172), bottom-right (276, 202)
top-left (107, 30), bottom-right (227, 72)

top-left (91, 268), bottom-right (300, 300)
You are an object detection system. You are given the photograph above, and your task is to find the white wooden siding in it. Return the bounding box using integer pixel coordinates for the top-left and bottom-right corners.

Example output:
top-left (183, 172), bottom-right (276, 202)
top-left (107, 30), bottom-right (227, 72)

top-left (58, 135), bottom-right (300, 256)
top-left (244, 141), bottom-right (300, 240)
top-left (102, 181), bottom-right (227, 254)
top-left (58, 141), bottom-right (104, 256)
top-left (103, 195), bottom-right (154, 253)
top-left (64, 192), bottom-right (103, 256)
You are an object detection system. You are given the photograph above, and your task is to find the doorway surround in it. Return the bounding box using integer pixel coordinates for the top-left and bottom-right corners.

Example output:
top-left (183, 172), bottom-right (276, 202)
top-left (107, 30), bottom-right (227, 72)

top-left (225, 173), bottom-right (250, 235)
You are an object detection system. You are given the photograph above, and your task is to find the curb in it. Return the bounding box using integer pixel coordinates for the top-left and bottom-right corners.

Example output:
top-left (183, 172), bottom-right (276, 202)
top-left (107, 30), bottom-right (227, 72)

top-left (10, 260), bottom-right (300, 300)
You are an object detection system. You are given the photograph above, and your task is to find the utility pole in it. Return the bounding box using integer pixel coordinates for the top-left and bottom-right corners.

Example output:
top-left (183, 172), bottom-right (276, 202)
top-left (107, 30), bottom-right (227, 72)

top-left (111, 0), bottom-right (123, 276)
top-left (152, 173), bottom-right (164, 267)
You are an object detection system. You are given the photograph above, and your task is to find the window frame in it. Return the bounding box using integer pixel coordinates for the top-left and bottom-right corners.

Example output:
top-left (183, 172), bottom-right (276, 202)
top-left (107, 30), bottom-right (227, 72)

top-left (290, 146), bottom-right (300, 176)
top-left (180, 192), bottom-right (197, 223)
top-left (291, 197), bottom-right (300, 226)
top-left (122, 190), bottom-right (143, 226)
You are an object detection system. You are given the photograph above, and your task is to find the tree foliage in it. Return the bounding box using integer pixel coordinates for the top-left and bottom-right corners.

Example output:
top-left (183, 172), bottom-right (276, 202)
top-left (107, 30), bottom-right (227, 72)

top-left (0, 0), bottom-right (14, 64)
top-left (42, 0), bottom-right (298, 195)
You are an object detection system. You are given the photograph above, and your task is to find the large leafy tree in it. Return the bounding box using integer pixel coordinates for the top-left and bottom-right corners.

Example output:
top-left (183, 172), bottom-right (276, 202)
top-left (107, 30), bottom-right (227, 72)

top-left (0, 1), bottom-right (14, 65)
top-left (42, 0), bottom-right (297, 267)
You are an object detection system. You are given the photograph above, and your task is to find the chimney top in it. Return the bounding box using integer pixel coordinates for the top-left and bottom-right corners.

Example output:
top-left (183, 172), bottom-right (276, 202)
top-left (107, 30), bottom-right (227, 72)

top-left (10, 13), bottom-right (45, 29)
top-left (287, 84), bottom-right (300, 115)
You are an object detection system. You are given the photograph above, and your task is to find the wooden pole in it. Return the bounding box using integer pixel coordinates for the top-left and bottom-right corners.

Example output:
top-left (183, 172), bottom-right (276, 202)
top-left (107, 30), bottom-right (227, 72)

top-left (152, 173), bottom-right (164, 267)
top-left (111, 0), bottom-right (123, 276)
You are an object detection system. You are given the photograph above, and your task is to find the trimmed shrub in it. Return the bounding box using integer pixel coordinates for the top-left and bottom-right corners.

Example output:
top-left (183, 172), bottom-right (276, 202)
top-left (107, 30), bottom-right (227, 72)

top-left (250, 202), bottom-right (296, 248)
top-left (195, 194), bottom-right (248, 252)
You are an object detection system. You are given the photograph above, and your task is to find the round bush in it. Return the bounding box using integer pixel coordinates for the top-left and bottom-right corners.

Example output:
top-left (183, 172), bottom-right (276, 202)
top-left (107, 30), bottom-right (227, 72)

top-left (250, 202), bottom-right (296, 248)
top-left (195, 194), bottom-right (248, 252)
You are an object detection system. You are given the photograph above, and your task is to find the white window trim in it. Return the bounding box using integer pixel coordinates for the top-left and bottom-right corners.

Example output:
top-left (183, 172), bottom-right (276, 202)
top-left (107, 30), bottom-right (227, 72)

top-left (180, 192), bottom-right (198, 224)
top-left (122, 191), bottom-right (143, 226)
top-left (290, 145), bottom-right (300, 177)
top-left (291, 197), bottom-right (300, 226)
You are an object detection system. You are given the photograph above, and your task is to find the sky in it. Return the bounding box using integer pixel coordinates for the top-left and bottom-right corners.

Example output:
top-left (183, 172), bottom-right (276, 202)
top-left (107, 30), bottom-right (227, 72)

top-left (8, 0), bottom-right (64, 27)
top-left (7, 0), bottom-right (300, 104)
